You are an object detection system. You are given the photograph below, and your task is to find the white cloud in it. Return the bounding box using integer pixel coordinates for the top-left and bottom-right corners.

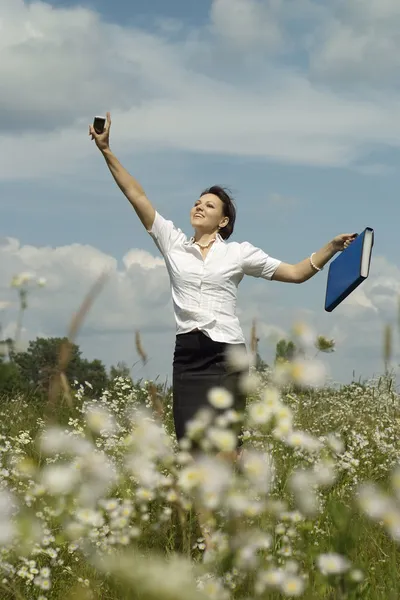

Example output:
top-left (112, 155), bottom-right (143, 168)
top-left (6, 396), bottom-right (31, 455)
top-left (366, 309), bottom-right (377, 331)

top-left (1, 0), bottom-right (400, 180)
top-left (310, 0), bottom-right (400, 83)
top-left (340, 287), bottom-right (378, 313)
top-left (0, 236), bottom-right (172, 342)
top-left (0, 234), bottom-right (399, 382)
top-left (123, 250), bottom-right (165, 271)
top-left (210, 0), bottom-right (282, 50)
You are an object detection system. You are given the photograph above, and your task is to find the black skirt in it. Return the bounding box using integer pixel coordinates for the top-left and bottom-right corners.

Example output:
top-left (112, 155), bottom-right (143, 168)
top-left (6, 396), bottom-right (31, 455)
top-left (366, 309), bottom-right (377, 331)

top-left (172, 330), bottom-right (248, 448)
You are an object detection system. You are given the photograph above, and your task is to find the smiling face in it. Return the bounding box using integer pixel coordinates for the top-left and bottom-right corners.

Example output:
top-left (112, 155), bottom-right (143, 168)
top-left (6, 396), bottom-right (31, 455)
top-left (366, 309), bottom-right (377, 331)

top-left (190, 193), bottom-right (229, 237)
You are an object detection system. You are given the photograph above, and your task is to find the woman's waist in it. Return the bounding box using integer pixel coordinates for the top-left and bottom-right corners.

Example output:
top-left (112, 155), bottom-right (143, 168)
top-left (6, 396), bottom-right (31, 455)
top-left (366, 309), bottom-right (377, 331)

top-left (174, 325), bottom-right (246, 348)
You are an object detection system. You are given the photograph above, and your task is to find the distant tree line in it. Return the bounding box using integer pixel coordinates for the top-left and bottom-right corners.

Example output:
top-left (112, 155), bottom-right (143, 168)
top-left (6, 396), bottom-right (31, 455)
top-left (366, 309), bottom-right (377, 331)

top-left (0, 337), bottom-right (132, 398)
top-left (0, 334), bottom-right (334, 399)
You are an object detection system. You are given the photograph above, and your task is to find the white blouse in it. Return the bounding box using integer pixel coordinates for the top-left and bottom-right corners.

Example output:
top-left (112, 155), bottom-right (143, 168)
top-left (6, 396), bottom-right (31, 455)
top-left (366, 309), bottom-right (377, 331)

top-left (148, 211), bottom-right (282, 344)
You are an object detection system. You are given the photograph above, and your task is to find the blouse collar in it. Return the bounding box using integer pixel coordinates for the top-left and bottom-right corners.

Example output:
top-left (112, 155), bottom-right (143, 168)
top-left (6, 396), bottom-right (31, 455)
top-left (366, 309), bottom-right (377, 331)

top-left (187, 232), bottom-right (225, 246)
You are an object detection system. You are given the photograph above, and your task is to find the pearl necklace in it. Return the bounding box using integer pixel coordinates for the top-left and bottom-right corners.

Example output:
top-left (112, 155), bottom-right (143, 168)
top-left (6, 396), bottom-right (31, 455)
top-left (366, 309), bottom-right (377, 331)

top-left (195, 238), bottom-right (216, 249)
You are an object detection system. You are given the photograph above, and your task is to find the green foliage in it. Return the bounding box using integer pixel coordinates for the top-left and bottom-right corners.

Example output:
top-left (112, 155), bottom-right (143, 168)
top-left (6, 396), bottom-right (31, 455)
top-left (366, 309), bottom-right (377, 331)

top-left (109, 361), bottom-right (132, 382)
top-left (0, 336), bottom-right (108, 398)
top-left (0, 372), bottom-right (400, 599)
top-left (255, 352), bottom-right (269, 372)
top-left (1, 277), bottom-right (400, 598)
top-left (275, 338), bottom-right (297, 363)
top-left (0, 358), bottom-right (24, 395)
top-left (315, 335), bottom-right (335, 354)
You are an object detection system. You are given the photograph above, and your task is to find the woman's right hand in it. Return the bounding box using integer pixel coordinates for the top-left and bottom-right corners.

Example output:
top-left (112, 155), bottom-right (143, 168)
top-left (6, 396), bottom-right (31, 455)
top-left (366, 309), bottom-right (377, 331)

top-left (89, 111), bottom-right (111, 152)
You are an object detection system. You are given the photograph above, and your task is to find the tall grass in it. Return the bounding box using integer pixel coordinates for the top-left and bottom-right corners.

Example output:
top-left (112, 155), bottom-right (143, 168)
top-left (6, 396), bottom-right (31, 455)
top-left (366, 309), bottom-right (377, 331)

top-left (1, 275), bottom-right (400, 599)
top-left (0, 364), bottom-right (399, 599)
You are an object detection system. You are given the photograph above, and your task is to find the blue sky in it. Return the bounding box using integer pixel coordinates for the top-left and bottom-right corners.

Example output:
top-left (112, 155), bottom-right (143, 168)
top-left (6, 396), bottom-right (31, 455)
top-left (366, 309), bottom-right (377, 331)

top-left (43, 0), bottom-right (210, 26)
top-left (1, 0), bottom-right (400, 385)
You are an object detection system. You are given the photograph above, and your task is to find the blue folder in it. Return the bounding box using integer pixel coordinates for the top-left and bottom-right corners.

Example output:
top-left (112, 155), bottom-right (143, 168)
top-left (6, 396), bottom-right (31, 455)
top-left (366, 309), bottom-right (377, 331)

top-left (325, 228), bottom-right (374, 312)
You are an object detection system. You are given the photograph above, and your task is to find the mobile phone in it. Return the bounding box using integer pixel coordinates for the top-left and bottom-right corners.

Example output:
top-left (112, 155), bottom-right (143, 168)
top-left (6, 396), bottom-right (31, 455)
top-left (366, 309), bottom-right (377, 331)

top-left (93, 116), bottom-right (106, 134)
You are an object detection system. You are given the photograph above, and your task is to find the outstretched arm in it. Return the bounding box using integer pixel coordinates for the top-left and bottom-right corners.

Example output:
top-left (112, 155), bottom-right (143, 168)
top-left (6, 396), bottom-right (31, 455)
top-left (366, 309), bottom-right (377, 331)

top-left (89, 112), bottom-right (155, 231)
top-left (271, 233), bottom-right (358, 283)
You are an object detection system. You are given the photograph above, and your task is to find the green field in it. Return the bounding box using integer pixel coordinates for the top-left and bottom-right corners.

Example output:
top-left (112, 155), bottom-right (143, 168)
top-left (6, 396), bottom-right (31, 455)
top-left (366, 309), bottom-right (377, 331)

top-left (0, 340), bottom-right (400, 600)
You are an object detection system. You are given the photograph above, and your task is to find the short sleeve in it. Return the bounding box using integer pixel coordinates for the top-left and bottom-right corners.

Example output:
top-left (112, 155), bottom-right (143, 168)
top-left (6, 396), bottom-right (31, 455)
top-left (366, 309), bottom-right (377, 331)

top-left (240, 241), bottom-right (282, 280)
top-left (147, 211), bottom-right (185, 257)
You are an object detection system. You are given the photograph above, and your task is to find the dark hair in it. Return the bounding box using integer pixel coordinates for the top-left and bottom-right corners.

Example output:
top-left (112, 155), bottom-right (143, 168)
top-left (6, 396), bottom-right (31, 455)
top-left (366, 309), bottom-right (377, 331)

top-left (200, 185), bottom-right (236, 240)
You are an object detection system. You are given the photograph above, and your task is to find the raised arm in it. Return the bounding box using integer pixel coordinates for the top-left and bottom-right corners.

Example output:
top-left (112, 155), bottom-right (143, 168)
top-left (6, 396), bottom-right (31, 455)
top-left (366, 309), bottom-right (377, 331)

top-left (89, 112), bottom-right (155, 231)
top-left (271, 233), bottom-right (358, 283)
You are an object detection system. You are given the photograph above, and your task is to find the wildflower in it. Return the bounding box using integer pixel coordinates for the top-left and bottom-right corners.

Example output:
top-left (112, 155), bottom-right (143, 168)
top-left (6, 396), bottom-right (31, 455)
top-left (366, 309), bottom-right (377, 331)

top-left (262, 387), bottom-right (281, 410)
top-left (197, 574), bottom-right (230, 600)
top-left (40, 579), bottom-right (51, 591)
top-left (224, 409), bottom-right (242, 424)
top-left (39, 427), bottom-right (92, 456)
top-left (286, 431), bottom-right (322, 453)
top-left (166, 489), bottom-right (178, 502)
top-left (16, 457), bottom-right (36, 478)
top-left (275, 404), bottom-right (293, 422)
top-left (292, 321), bottom-right (315, 348)
top-left (285, 560), bottom-right (300, 573)
top-left (276, 523), bottom-right (286, 535)
top-left (280, 574), bottom-right (305, 596)
top-left (130, 409), bottom-right (172, 459)
top-left (10, 272), bottom-right (33, 287)
top-left (185, 409), bottom-right (213, 440)
top-left (75, 508), bottom-right (104, 528)
top-left (357, 483), bottom-right (391, 519)
top-left (136, 488), bottom-right (155, 502)
top-left (290, 358), bottom-right (326, 387)
top-left (41, 464), bottom-right (80, 495)
top-left (102, 499), bottom-right (119, 512)
top-left (317, 553), bottom-right (351, 575)
top-left (111, 516), bottom-right (128, 530)
top-left (196, 457), bottom-right (232, 508)
top-left (179, 464), bottom-right (204, 491)
top-left (249, 401), bottom-right (273, 425)
top-left (125, 455), bottom-right (161, 489)
top-left (258, 567), bottom-right (284, 588)
top-left (326, 433), bottom-right (345, 455)
top-left (193, 537), bottom-right (206, 551)
top-left (313, 460), bottom-right (336, 486)
top-left (226, 345), bottom-right (252, 370)
top-left (279, 545), bottom-right (293, 558)
top-left (226, 491), bottom-right (250, 514)
top-left (37, 277), bottom-right (47, 287)
top-left (273, 419), bottom-right (293, 439)
top-left (85, 405), bottom-right (116, 435)
top-left (207, 428), bottom-right (237, 452)
top-left (208, 387), bottom-right (234, 409)
top-left (350, 569), bottom-right (364, 582)
top-left (242, 450), bottom-right (274, 493)
top-left (239, 372), bottom-right (261, 394)
top-left (236, 544), bottom-right (258, 569)
top-left (289, 470), bottom-right (319, 516)
top-left (79, 451), bottom-right (118, 493)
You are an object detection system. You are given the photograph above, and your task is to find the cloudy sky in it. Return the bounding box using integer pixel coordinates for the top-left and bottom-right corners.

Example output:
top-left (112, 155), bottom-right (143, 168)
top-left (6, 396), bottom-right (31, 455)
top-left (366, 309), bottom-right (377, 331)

top-left (1, 0), bottom-right (400, 386)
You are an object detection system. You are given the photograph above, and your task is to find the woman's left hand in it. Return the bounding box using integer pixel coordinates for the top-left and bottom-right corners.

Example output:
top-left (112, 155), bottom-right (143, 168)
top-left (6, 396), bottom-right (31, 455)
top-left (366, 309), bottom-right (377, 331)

top-left (331, 233), bottom-right (358, 252)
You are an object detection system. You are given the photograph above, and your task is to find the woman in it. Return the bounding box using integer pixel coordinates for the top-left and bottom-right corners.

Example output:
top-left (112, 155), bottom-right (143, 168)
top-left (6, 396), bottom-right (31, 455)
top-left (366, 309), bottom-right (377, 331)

top-left (89, 113), bottom-right (356, 451)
